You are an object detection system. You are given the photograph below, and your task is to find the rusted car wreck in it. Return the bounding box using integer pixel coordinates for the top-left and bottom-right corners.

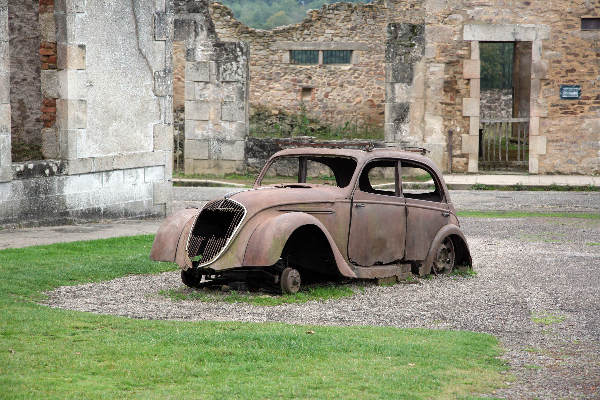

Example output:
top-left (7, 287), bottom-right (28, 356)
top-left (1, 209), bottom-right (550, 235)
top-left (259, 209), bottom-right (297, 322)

top-left (151, 147), bottom-right (472, 293)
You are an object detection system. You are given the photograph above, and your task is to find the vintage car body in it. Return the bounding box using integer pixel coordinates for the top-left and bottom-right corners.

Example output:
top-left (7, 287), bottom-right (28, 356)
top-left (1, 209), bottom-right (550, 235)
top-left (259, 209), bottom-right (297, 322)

top-left (151, 147), bottom-right (472, 293)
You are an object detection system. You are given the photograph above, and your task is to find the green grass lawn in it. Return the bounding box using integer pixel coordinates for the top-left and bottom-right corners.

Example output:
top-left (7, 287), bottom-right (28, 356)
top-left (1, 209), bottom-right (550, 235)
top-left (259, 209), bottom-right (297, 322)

top-left (0, 236), bottom-right (507, 399)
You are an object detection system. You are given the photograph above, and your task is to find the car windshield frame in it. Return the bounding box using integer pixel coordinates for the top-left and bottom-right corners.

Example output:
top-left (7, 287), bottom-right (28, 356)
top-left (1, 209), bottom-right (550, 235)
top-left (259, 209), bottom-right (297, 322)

top-left (255, 154), bottom-right (359, 189)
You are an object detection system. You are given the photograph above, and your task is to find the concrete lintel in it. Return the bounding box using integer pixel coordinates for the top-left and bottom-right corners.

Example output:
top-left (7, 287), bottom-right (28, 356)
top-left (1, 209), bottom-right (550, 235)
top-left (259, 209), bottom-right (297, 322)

top-left (463, 24), bottom-right (550, 42)
top-left (272, 41), bottom-right (371, 51)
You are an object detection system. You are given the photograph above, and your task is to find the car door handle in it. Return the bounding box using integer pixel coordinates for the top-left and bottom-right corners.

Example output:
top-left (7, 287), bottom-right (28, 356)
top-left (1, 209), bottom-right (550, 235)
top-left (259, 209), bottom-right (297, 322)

top-left (441, 211), bottom-right (450, 217)
top-left (355, 203), bottom-right (366, 208)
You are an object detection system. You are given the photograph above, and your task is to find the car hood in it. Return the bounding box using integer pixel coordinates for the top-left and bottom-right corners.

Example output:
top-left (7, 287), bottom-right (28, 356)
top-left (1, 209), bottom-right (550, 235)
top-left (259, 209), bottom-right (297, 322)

top-left (224, 185), bottom-right (347, 215)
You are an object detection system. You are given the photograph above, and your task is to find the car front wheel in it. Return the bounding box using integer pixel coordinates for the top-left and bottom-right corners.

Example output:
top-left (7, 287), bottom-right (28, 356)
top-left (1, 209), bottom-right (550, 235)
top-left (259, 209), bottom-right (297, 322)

top-left (181, 268), bottom-right (202, 288)
top-left (432, 237), bottom-right (455, 275)
top-left (280, 267), bottom-right (301, 294)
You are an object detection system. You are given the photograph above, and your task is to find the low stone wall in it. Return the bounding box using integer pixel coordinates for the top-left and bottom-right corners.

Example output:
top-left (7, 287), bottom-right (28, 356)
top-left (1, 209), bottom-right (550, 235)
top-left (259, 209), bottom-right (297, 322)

top-left (245, 136), bottom-right (385, 173)
top-left (0, 160), bottom-right (165, 227)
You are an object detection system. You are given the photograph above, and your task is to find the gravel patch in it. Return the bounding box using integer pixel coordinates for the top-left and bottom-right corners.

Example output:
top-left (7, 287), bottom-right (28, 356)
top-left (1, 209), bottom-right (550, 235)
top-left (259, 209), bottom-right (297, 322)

top-left (44, 217), bottom-right (600, 399)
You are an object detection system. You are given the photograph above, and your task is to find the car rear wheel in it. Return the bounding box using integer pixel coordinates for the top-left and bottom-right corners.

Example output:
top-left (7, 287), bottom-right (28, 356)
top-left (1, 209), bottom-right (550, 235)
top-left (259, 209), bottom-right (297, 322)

top-left (280, 267), bottom-right (301, 294)
top-left (181, 268), bottom-right (202, 288)
top-left (432, 237), bottom-right (455, 275)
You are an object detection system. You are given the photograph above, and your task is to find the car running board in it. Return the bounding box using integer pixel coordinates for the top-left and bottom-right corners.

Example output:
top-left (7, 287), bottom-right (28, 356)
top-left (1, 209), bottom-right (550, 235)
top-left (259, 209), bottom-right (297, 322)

top-left (353, 263), bottom-right (411, 280)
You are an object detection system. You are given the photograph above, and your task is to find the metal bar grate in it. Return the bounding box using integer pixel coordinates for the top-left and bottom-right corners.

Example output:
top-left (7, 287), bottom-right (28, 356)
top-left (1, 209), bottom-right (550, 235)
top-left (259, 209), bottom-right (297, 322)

top-left (479, 119), bottom-right (529, 171)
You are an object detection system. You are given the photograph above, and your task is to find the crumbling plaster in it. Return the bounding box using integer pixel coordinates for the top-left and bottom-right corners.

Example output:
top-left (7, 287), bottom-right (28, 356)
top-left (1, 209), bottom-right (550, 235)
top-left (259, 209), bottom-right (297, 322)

top-left (0, 0), bottom-right (175, 226)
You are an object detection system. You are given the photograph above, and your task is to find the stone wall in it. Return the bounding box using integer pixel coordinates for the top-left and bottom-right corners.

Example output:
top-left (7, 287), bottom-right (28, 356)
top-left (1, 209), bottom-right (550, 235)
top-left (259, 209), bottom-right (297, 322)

top-left (209, 1), bottom-right (388, 129)
top-left (0, 0), bottom-right (175, 226)
top-left (480, 89), bottom-right (512, 119)
top-left (245, 136), bottom-right (385, 173)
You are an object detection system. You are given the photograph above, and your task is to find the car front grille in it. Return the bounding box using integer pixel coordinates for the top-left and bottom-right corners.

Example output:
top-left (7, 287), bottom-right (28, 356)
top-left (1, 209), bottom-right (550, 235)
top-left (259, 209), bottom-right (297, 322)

top-left (187, 199), bottom-right (246, 266)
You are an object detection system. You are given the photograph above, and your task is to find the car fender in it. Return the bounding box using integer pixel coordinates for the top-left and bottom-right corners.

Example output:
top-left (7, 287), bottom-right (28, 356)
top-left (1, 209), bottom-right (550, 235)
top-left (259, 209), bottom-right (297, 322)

top-left (420, 224), bottom-right (472, 276)
top-left (150, 208), bottom-right (200, 263)
top-left (243, 212), bottom-right (357, 278)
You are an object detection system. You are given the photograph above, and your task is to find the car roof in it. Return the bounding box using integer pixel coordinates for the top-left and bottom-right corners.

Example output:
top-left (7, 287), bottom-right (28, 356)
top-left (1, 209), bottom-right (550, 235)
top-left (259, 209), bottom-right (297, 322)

top-left (271, 147), bottom-right (440, 171)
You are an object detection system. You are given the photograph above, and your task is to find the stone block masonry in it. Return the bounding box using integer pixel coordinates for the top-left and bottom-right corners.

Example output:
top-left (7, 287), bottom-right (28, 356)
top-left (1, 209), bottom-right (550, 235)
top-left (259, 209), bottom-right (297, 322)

top-left (210, 1), bottom-right (388, 129)
top-left (0, 0), bottom-right (177, 226)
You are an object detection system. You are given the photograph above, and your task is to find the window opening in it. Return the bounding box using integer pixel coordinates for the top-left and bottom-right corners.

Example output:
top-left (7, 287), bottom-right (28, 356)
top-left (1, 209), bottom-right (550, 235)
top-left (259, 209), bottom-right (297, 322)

top-left (479, 41), bottom-right (530, 172)
top-left (323, 50), bottom-right (352, 65)
top-left (259, 155), bottom-right (356, 188)
top-left (358, 159), bottom-right (397, 196)
top-left (400, 163), bottom-right (441, 202)
top-left (301, 87), bottom-right (313, 102)
top-left (581, 18), bottom-right (600, 30)
top-left (173, 41), bottom-right (186, 173)
top-left (290, 50), bottom-right (319, 65)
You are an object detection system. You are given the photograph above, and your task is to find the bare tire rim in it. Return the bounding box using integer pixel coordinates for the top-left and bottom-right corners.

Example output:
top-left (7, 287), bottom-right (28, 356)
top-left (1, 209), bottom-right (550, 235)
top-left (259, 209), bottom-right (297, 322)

top-left (280, 267), bottom-right (301, 294)
top-left (433, 237), bottom-right (455, 274)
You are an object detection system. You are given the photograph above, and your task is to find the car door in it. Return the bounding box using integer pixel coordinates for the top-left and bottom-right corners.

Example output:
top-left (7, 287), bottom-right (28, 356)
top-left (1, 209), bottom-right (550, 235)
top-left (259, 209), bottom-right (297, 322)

top-left (401, 160), bottom-right (450, 261)
top-left (347, 159), bottom-right (406, 266)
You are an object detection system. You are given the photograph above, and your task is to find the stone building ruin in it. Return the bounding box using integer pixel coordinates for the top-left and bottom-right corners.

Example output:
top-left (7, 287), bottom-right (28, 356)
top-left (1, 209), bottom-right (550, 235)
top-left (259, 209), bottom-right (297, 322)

top-left (207, 0), bottom-right (599, 175)
top-left (1, 0), bottom-right (599, 226)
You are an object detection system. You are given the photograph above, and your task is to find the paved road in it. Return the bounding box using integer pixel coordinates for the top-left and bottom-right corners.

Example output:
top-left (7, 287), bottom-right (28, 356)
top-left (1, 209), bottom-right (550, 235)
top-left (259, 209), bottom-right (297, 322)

top-left (1, 187), bottom-right (598, 250)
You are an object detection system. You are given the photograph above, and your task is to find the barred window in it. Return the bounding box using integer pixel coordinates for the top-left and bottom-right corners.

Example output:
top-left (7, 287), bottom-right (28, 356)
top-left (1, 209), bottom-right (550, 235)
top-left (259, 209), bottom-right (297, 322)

top-left (290, 50), bottom-right (319, 65)
top-left (323, 50), bottom-right (352, 64)
top-left (581, 18), bottom-right (600, 30)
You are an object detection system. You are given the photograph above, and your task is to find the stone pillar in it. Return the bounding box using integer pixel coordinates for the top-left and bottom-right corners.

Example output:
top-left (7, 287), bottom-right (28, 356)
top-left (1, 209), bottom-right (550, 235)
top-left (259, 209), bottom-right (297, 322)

top-left (461, 40), bottom-right (481, 173)
top-left (385, 23), bottom-right (425, 147)
top-left (181, 13), bottom-right (249, 176)
top-left (0, 0), bottom-right (11, 182)
top-left (54, 0), bottom-right (87, 165)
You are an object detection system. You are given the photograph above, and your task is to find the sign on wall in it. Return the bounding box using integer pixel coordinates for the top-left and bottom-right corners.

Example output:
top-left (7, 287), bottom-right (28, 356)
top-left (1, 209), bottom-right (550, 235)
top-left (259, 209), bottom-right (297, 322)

top-left (560, 85), bottom-right (581, 100)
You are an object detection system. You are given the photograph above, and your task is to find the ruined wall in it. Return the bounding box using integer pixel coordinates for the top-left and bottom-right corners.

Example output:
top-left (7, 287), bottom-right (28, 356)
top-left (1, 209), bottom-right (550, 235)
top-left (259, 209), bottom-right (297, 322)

top-left (0, 0), bottom-right (174, 226)
top-left (210, 1), bottom-right (388, 129)
top-left (8, 0), bottom-right (43, 159)
top-left (383, 0), bottom-right (599, 174)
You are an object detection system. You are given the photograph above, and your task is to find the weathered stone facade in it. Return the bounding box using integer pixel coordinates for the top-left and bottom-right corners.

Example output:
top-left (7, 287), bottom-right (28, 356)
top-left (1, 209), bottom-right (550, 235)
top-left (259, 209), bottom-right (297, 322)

top-left (210, 1), bottom-right (388, 129)
top-left (207, 0), bottom-right (599, 175)
top-left (0, 0), bottom-right (177, 225)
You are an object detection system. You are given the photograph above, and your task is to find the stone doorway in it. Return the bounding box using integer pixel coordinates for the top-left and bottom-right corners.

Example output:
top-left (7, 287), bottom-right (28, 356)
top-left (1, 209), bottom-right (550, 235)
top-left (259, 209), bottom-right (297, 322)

top-left (462, 24), bottom-right (549, 174)
top-left (478, 41), bottom-right (530, 172)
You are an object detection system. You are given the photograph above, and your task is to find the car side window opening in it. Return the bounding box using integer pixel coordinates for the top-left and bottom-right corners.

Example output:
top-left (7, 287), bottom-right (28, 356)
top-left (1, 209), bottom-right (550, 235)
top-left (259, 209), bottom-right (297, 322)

top-left (400, 162), bottom-right (443, 202)
top-left (358, 160), bottom-right (399, 197)
top-left (260, 156), bottom-right (357, 188)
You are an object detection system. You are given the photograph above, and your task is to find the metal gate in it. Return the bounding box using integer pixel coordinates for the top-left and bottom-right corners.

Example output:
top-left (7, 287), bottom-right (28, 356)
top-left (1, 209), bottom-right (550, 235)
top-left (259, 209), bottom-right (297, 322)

top-left (479, 118), bottom-right (529, 171)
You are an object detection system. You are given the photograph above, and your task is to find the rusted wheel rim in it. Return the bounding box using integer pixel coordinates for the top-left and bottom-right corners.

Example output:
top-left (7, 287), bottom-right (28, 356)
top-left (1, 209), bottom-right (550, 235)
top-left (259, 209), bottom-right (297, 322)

top-left (433, 237), bottom-right (455, 274)
top-left (280, 267), bottom-right (301, 294)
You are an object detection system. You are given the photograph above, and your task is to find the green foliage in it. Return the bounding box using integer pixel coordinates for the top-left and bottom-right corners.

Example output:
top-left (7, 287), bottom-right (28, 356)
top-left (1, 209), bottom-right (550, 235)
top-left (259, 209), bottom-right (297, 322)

top-left (530, 311), bottom-right (566, 326)
top-left (250, 104), bottom-right (383, 140)
top-left (0, 236), bottom-right (508, 399)
top-left (219, 0), bottom-right (373, 30)
top-left (480, 42), bottom-right (514, 90)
